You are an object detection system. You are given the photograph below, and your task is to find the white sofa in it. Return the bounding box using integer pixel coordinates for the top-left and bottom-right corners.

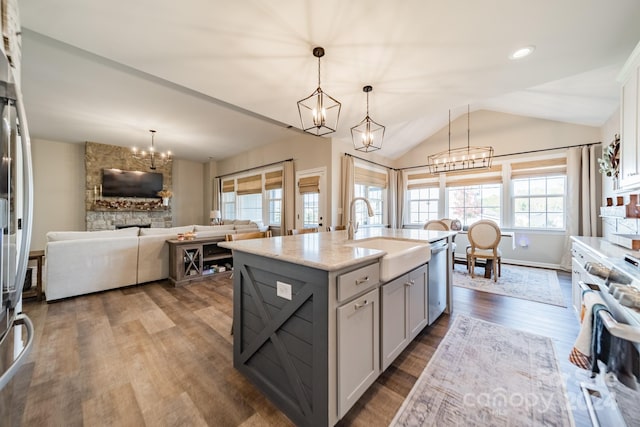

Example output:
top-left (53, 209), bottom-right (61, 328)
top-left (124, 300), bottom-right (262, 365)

top-left (44, 220), bottom-right (266, 301)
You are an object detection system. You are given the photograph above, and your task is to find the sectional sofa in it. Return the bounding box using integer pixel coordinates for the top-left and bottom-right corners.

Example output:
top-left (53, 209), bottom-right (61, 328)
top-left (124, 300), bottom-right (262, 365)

top-left (44, 220), bottom-right (266, 301)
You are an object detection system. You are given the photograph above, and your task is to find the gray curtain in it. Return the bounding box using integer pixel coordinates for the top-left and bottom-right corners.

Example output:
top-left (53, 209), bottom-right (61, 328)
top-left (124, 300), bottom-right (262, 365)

top-left (560, 145), bottom-right (600, 269)
top-left (282, 160), bottom-right (295, 232)
top-left (341, 156), bottom-right (355, 226)
top-left (387, 170), bottom-right (397, 228)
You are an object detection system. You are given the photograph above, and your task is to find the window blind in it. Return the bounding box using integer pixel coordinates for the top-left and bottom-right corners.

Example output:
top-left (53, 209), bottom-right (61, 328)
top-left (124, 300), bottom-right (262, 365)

top-left (264, 170), bottom-right (283, 190)
top-left (298, 175), bottom-right (320, 194)
top-left (222, 179), bottom-right (235, 193)
top-left (510, 158), bottom-right (566, 178)
top-left (445, 165), bottom-right (503, 187)
top-left (236, 174), bottom-right (262, 195)
top-left (355, 167), bottom-right (388, 188)
top-left (406, 171), bottom-right (439, 190)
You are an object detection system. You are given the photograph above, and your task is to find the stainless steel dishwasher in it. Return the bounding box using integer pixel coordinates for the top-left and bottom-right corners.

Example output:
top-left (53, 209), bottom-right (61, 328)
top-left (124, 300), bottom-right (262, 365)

top-left (428, 239), bottom-right (448, 324)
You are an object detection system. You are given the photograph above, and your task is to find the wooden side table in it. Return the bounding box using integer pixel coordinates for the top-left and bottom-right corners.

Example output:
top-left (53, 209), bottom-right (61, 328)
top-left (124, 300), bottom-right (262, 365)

top-left (23, 250), bottom-right (44, 301)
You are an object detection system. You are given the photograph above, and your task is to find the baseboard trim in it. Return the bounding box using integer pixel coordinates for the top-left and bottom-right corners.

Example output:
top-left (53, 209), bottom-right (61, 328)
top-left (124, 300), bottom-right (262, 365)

top-left (453, 256), bottom-right (562, 271)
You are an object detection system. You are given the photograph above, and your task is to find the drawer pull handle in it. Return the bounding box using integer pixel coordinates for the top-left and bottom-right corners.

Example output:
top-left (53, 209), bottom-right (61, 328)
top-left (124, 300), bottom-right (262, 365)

top-left (356, 276), bottom-right (369, 285)
top-left (355, 300), bottom-right (369, 310)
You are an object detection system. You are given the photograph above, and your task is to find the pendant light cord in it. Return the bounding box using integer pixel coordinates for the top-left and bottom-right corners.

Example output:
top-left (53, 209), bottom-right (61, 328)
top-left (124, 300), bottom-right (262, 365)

top-left (317, 56), bottom-right (321, 88)
top-left (467, 105), bottom-right (470, 152)
top-left (448, 110), bottom-right (451, 153)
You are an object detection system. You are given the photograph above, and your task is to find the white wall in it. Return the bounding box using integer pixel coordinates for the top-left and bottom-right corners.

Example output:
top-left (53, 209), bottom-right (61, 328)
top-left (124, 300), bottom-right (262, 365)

top-left (31, 139), bottom-right (85, 251)
top-left (172, 159), bottom-right (205, 226)
top-left (394, 110), bottom-right (601, 168)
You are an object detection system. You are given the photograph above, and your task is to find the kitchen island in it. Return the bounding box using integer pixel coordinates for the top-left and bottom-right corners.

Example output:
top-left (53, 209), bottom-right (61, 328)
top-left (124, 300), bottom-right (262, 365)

top-left (219, 228), bottom-right (456, 426)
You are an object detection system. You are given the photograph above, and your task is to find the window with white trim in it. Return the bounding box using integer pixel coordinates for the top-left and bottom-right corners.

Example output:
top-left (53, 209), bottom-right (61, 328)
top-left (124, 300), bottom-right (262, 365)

top-left (407, 187), bottom-right (440, 224)
top-left (221, 179), bottom-right (236, 220)
top-left (265, 170), bottom-right (283, 226)
top-left (405, 171), bottom-right (440, 225)
top-left (446, 165), bottom-right (503, 227)
top-left (354, 165), bottom-right (387, 227)
top-left (510, 158), bottom-right (566, 230)
top-left (355, 184), bottom-right (384, 225)
top-left (448, 184), bottom-right (502, 226)
top-left (266, 188), bottom-right (282, 225)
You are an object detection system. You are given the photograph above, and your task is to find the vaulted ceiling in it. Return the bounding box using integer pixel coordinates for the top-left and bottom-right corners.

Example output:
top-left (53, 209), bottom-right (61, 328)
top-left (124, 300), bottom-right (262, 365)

top-left (19, 1), bottom-right (640, 162)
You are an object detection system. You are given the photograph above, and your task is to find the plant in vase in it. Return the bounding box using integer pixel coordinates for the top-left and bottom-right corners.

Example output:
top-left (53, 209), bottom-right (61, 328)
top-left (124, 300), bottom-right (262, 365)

top-left (597, 135), bottom-right (620, 180)
top-left (157, 189), bottom-right (173, 206)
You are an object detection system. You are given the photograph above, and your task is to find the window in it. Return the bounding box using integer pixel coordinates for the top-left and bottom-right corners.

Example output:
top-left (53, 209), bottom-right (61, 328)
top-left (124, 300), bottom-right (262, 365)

top-left (447, 184), bottom-right (502, 226)
top-left (353, 165), bottom-right (387, 226)
top-left (237, 193), bottom-right (262, 222)
top-left (355, 184), bottom-right (384, 226)
top-left (267, 188), bottom-right (282, 225)
top-left (221, 179), bottom-right (236, 220)
top-left (302, 192), bottom-right (319, 227)
top-left (407, 187), bottom-right (439, 224)
top-left (513, 176), bottom-right (565, 229)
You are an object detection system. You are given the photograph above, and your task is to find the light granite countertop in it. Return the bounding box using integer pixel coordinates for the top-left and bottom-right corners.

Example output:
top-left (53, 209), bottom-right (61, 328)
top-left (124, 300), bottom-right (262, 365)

top-left (571, 236), bottom-right (640, 283)
top-left (218, 228), bottom-right (456, 271)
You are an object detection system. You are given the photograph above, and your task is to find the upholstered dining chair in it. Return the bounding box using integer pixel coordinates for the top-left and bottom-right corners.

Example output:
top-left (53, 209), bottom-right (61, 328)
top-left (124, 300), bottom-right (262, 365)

top-left (326, 225), bottom-right (346, 231)
top-left (466, 220), bottom-right (502, 281)
top-left (423, 220), bottom-right (449, 231)
top-left (424, 219), bottom-right (458, 264)
top-left (286, 227), bottom-right (319, 235)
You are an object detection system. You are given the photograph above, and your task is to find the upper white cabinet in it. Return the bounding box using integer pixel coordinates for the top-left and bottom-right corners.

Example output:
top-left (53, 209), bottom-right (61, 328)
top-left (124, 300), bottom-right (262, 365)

top-left (618, 40), bottom-right (640, 189)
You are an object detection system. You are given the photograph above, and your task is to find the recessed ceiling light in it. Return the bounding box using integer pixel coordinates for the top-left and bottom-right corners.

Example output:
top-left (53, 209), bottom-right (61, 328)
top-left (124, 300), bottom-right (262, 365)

top-left (509, 45), bottom-right (535, 60)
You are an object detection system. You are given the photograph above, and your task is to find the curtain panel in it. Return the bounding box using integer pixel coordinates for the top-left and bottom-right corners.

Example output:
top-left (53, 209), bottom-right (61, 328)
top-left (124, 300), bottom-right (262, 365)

top-left (341, 156), bottom-right (355, 227)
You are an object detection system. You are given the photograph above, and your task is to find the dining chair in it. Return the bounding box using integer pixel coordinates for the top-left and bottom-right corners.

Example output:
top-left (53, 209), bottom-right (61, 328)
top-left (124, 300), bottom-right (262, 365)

top-left (286, 227), bottom-right (319, 235)
top-left (466, 220), bottom-right (502, 281)
top-left (326, 225), bottom-right (346, 231)
top-left (423, 220), bottom-right (449, 231)
top-left (225, 230), bottom-right (272, 241)
top-left (424, 219), bottom-right (458, 265)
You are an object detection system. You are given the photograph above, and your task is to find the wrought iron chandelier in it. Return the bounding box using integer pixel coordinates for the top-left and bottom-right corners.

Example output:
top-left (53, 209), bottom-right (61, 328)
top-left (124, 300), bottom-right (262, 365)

top-left (351, 85), bottom-right (385, 152)
top-left (297, 47), bottom-right (341, 136)
top-left (427, 106), bottom-right (493, 174)
top-left (132, 130), bottom-right (171, 170)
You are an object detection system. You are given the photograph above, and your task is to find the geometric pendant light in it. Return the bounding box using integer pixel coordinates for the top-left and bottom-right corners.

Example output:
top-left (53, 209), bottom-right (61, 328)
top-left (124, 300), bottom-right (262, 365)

top-left (297, 47), bottom-right (341, 136)
top-left (351, 85), bottom-right (385, 152)
top-left (427, 106), bottom-right (493, 174)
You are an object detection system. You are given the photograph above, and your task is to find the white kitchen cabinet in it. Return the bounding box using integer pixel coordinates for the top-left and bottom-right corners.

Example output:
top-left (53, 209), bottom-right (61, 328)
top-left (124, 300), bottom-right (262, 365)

top-left (337, 287), bottom-right (380, 419)
top-left (618, 40), bottom-right (640, 189)
top-left (380, 264), bottom-right (428, 371)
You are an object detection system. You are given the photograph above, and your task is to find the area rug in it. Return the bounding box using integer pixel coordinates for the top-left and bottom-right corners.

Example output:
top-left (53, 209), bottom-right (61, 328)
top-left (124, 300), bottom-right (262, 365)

top-left (390, 315), bottom-right (574, 427)
top-left (453, 263), bottom-right (566, 307)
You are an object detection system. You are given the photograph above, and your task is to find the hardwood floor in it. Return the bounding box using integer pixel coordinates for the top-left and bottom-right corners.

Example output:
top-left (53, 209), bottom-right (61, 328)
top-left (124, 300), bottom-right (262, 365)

top-left (16, 270), bottom-right (591, 426)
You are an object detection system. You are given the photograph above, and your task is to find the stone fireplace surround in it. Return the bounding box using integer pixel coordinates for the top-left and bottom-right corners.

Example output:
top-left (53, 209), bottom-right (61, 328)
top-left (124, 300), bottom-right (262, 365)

top-left (85, 142), bottom-right (173, 231)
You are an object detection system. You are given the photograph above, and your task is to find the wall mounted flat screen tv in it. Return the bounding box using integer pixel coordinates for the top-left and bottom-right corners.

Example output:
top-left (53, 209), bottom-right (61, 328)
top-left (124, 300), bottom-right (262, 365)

top-left (102, 168), bottom-right (163, 198)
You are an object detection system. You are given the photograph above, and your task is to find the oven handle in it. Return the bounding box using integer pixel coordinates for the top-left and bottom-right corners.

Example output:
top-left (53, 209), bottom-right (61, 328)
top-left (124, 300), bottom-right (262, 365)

top-left (0, 313), bottom-right (34, 390)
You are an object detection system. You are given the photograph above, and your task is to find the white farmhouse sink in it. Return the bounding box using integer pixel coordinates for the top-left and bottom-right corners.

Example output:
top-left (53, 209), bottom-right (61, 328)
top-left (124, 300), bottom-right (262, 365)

top-left (344, 238), bottom-right (431, 282)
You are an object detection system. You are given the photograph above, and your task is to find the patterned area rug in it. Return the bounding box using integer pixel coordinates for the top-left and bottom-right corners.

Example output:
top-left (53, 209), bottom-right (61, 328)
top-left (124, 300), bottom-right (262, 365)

top-left (453, 263), bottom-right (566, 307)
top-left (390, 315), bottom-right (574, 427)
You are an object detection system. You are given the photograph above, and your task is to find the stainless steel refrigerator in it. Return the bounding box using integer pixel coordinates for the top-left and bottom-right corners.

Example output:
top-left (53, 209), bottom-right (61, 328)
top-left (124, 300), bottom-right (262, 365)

top-left (0, 17), bottom-right (35, 424)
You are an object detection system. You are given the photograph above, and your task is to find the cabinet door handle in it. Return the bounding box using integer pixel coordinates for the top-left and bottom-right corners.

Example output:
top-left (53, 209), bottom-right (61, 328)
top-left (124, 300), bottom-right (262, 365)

top-left (405, 280), bottom-right (415, 287)
top-left (356, 276), bottom-right (369, 285)
top-left (355, 300), bottom-right (369, 310)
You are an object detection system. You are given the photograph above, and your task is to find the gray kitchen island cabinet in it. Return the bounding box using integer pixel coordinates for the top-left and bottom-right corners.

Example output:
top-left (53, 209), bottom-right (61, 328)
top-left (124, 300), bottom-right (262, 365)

top-left (380, 263), bottom-right (428, 371)
top-left (219, 228), bottom-right (455, 426)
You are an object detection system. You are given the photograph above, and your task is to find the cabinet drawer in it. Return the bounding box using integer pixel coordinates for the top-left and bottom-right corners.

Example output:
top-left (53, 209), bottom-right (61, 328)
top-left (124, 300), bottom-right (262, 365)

top-left (337, 263), bottom-right (380, 302)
